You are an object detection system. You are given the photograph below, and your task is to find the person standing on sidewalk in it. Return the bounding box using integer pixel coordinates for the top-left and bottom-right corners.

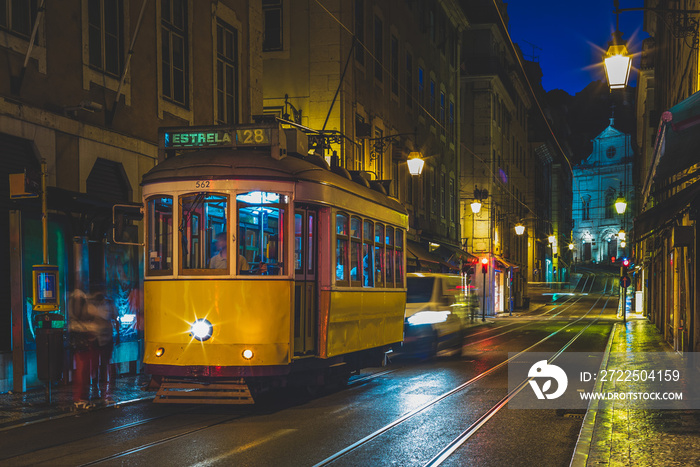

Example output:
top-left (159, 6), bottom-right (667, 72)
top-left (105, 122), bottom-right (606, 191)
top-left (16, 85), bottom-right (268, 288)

top-left (89, 286), bottom-right (118, 402)
top-left (68, 288), bottom-right (97, 409)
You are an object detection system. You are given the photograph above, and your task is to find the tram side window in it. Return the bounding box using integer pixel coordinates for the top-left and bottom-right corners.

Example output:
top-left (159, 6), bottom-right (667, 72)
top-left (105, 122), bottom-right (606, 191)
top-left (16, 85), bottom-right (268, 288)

top-left (374, 223), bottom-right (384, 287)
top-left (385, 226), bottom-right (394, 287)
top-left (395, 229), bottom-right (404, 287)
top-left (294, 213), bottom-right (303, 272)
top-left (237, 191), bottom-right (287, 275)
top-left (350, 216), bottom-right (362, 285)
top-left (147, 196), bottom-right (173, 273)
top-left (180, 194), bottom-right (228, 271)
top-left (335, 212), bottom-right (349, 284)
top-left (363, 220), bottom-right (374, 287)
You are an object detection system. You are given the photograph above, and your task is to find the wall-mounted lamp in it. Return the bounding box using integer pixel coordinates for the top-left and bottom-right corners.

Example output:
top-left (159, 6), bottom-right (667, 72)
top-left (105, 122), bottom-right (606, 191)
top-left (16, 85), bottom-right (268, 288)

top-left (471, 186), bottom-right (488, 214)
top-left (407, 152), bottom-right (425, 176)
top-left (568, 243), bottom-right (575, 250)
top-left (618, 229), bottom-right (626, 241)
top-left (514, 224), bottom-right (525, 236)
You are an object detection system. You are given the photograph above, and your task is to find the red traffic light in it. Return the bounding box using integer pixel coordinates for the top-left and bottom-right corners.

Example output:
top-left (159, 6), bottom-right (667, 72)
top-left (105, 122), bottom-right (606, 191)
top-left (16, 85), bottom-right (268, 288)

top-left (481, 257), bottom-right (488, 274)
top-left (622, 258), bottom-right (630, 267)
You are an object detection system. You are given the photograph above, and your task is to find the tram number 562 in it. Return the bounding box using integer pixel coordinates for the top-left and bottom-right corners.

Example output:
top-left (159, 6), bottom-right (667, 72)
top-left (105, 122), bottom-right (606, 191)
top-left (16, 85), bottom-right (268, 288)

top-left (195, 181), bottom-right (210, 189)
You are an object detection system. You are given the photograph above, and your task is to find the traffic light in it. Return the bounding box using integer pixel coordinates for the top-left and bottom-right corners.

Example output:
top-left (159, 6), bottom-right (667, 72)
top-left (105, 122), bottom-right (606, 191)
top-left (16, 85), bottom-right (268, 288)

top-left (481, 257), bottom-right (488, 274)
top-left (622, 258), bottom-right (630, 276)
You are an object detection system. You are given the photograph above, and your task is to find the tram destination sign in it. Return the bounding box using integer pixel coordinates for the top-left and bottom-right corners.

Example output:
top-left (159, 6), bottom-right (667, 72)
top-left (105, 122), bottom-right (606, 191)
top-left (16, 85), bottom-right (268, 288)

top-left (163, 127), bottom-right (271, 150)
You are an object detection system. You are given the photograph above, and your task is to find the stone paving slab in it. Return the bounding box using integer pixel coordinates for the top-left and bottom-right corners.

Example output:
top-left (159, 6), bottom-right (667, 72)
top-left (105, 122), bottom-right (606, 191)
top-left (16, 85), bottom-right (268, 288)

top-left (572, 314), bottom-right (700, 466)
top-left (0, 373), bottom-right (154, 431)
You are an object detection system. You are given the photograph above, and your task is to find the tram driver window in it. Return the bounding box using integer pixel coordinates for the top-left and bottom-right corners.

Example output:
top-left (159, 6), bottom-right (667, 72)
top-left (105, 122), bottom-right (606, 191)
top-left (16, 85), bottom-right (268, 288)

top-left (147, 196), bottom-right (173, 273)
top-left (179, 194), bottom-right (228, 272)
top-left (236, 191), bottom-right (287, 275)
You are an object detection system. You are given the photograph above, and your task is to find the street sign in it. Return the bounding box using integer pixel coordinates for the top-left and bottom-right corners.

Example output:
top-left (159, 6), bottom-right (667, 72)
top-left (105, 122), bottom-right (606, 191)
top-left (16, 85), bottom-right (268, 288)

top-left (620, 275), bottom-right (631, 288)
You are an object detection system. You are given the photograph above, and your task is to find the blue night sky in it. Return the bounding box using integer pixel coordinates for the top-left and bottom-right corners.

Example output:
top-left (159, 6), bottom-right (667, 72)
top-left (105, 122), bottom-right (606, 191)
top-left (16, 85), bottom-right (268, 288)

top-left (506, 1), bottom-right (648, 95)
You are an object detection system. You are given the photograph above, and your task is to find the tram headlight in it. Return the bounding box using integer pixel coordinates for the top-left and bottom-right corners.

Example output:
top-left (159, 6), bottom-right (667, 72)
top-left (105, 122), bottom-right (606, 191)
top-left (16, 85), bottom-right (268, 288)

top-left (191, 319), bottom-right (213, 341)
top-left (155, 347), bottom-right (165, 357)
top-left (242, 349), bottom-right (254, 360)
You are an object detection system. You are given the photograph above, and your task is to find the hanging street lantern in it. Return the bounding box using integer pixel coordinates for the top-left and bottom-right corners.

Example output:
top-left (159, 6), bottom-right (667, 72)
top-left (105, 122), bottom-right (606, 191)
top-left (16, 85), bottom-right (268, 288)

top-left (407, 152), bottom-right (425, 176)
top-left (604, 30), bottom-right (632, 90)
top-left (514, 224), bottom-right (525, 236)
top-left (615, 195), bottom-right (627, 214)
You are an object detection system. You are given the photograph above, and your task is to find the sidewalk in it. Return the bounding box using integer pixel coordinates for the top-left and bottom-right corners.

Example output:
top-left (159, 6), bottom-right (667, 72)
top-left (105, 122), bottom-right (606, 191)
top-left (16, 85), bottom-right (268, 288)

top-left (0, 373), bottom-right (154, 431)
top-left (571, 313), bottom-right (700, 466)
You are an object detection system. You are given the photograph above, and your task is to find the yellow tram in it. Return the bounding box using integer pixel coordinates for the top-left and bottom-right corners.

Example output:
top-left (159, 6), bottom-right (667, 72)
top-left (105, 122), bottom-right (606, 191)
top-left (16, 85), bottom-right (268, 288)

top-left (142, 122), bottom-right (408, 403)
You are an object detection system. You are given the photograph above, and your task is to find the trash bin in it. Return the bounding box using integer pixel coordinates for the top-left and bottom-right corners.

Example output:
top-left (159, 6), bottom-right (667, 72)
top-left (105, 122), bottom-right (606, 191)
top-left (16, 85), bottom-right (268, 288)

top-left (35, 312), bottom-right (65, 382)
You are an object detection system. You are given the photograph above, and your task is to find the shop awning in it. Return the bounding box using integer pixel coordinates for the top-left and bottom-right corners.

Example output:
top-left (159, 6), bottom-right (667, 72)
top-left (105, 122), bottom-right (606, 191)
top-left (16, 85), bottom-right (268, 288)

top-left (406, 240), bottom-right (456, 271)
top-left (642, 90), bottom-right (700, 206)
top-left (434, 242), bottom-right (477, 265)
top-left (493, 254), bottom-right (519, 271)
top-left (634, 180), bottom-right (700, 242)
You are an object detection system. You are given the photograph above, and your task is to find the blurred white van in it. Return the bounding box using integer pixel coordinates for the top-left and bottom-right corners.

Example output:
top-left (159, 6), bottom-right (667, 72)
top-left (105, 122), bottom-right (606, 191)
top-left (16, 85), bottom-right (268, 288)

top-left (402, 273), bottom-right (476, 356)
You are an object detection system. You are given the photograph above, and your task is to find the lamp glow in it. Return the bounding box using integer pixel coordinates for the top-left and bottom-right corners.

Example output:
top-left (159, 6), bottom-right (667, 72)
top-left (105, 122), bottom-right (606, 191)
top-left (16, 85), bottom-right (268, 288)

top-left (242, 349), bottom-right (254, 360)
top-left (155, 347), bottom-right (165, 357)
top-left (604, 33), bottom-right (632, 90)
top-left (618, 230), bottom-right (626, 241)
top-left (191, 319), bottom-right (213, 341)
top-left (514, 224), bottom-right (525, 236)
top-left (407, 152), bottom-right (425, 176)
top-left (568, 243), bottom-right (574, 250)
top-left (548, 235), bottom-right (555, 244)
top-left (470, 200), bottom-right (482, 214)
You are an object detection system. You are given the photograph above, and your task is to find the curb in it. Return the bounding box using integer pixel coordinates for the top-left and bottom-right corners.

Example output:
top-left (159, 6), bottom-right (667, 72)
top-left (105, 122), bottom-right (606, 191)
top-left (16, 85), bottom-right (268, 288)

top-left (569, 322), bottom-right (618, 467)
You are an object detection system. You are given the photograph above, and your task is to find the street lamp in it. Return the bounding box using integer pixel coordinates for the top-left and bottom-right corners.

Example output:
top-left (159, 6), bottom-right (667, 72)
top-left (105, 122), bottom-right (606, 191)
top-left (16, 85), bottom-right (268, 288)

top-left (615, 195), bottom-right (627, 214)
top-left (618, 229), bottom-right (626, 241)
top-left (471, 186), bottom-right (488, 214)
top-left (604, 31), bottom-right (632, 90)
top-left (407, 152), bottom-right (425, 176)
top-left (514, 223), bottom-right (525, 236)
top-left (568, 243), bottom-right (574, 251)
top-left (548, 234), bottom-right (556, 244)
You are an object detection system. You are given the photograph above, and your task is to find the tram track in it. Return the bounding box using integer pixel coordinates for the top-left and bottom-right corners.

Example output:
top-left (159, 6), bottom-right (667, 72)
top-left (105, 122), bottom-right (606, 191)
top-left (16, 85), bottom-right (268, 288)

top-left (424, 291), bottom-right (615, 466)
top-left (312, 279), bottom-right (613, 466)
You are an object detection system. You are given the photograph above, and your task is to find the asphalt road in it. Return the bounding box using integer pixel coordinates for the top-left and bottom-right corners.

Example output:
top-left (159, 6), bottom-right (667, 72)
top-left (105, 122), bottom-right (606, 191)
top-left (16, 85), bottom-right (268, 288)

top-left (0, 273), bottom-right (619, 467)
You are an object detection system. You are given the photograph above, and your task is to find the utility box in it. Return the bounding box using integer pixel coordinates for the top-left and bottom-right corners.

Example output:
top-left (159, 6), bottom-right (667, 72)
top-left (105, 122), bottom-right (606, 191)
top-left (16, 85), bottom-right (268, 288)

top-left (35, 313), bottom-right (65, 382)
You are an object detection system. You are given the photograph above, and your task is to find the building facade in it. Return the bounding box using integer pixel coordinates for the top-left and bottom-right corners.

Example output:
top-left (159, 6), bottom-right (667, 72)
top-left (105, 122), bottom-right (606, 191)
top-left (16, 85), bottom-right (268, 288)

top-left (633, 0), bottom-right (700, 353)
top-left (1, 0), bottom-right (262, 392)
top-left (573, 119), bottom-right (634, 264)
top-left (261, 0), bottom-right (469, 271)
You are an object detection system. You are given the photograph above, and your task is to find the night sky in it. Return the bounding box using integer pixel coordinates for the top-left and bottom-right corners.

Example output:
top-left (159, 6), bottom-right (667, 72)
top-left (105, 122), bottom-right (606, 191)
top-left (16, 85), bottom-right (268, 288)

top-left (506, 1), bottom-right (647, 95)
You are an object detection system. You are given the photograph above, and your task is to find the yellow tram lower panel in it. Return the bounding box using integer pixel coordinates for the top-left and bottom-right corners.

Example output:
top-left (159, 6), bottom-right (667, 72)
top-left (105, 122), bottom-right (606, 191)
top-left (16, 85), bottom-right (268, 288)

top-left (324, 290), bottom-right (406, 358)
top-left (144, 279), bottom-right (292, 367)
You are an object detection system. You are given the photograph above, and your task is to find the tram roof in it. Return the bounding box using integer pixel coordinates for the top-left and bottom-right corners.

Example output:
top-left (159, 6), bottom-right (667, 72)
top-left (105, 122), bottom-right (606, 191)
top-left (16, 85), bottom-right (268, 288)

top-left (142, 149), bottom-right (407, 214)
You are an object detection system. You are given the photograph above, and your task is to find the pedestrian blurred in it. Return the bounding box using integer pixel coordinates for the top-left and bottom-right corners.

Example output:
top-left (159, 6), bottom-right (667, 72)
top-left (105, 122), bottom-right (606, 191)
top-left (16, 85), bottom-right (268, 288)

top-left (89, 286), bottom-right (118, 401)
top-left (68, 287), bottom-right (96, 409)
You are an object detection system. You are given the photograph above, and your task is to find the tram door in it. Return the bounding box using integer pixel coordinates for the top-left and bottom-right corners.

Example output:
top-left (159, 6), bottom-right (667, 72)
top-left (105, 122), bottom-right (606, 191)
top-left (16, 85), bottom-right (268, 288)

top-left (294, 207), bottom-right (317, 355)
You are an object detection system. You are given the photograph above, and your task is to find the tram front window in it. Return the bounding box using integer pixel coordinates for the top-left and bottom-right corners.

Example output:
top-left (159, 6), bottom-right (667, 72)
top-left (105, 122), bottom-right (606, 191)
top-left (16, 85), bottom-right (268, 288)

top-left (147, 196), bottom-right (173, 273)
top-left (179, 194), bottom-right (228, 271)
top-left (237, 191), bottom-right (287, 275)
